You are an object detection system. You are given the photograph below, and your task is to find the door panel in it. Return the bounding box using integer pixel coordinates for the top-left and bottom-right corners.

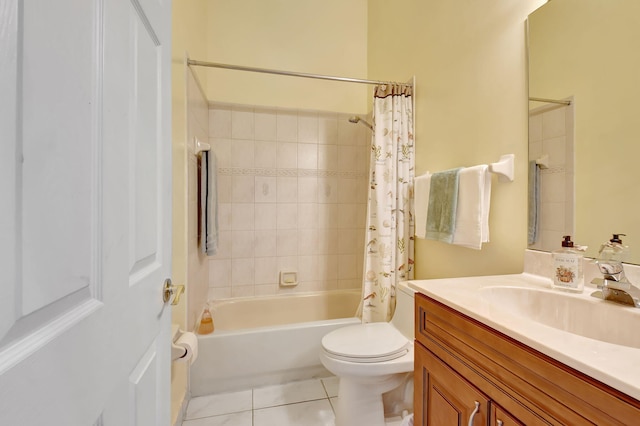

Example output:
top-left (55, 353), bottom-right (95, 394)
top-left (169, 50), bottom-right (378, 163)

top-left (0, 0), bottom-right (172, 424)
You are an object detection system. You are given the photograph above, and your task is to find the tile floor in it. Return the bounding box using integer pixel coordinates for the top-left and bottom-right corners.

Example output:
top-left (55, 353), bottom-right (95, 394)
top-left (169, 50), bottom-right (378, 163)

top-left (181, 376), bottom-right (406, 426)
top-left (182, 377), bottom-right (339, 426)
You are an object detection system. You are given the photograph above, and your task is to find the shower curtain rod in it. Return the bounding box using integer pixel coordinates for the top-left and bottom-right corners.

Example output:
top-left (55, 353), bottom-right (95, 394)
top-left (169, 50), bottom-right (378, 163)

top-left (529, 97), bottom-right (571, 105)
top-left (187, 59), bottom-right (412, 87)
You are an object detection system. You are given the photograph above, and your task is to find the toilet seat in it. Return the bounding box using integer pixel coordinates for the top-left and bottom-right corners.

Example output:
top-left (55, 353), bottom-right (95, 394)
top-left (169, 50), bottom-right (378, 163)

top-left (321, 322), bottom-right (410, 363)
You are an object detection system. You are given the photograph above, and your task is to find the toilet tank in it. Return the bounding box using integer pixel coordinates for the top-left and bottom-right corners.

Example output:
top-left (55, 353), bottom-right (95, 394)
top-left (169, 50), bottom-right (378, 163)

top-left (391, 282), bottom-right (416, 339)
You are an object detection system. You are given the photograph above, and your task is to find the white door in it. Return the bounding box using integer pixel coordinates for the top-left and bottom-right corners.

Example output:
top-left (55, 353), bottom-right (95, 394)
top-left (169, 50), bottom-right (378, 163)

top-left (0, 0), bottom-right (172, 424)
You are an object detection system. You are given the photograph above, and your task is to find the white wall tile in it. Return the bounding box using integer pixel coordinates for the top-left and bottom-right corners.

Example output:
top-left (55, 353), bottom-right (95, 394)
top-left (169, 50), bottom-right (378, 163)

top-left (338, 146), bottom-right (358, 171)
top-left (211, 138), bottom-right (232, 169)
top-left (318, 229), bottom-right (338, 254)
top-left (542, 135), bottom-right (566, 166)
top-left (208, 287), bottom-right (231, 300)
top-left (338, 229), bottom-right (358, 255)
top-left (317, 177), bottom-right (338, 204)
top-left (542, 107), bottom-right (566, 139)
top-left (317, 255), bottom-right (338, 280)
top-left (298, 143), bottom-right (318, 170)
top-left (541, 172), bottom-right (566, 203)
top-left (298, 203), bottom-right (318, 229)
top-left (298, 111), bottom-right (319, 143)
top-left (231, 106), bottom-right (255, 140)
top-left (231, 139), bottom-right (254, 168)
top-left (277, 177), bottom-right (298, 203)
top-left (317, 144), bottom-right (337, 170)
top-left (277, 203), bottom-right (298, 230)
top-left (540, 201), bottom-right (565, 231)
top-left (318, 113), bottom-right (338, 145)
top-left (318, 204), bottom-right (338, 229)
top-left (231, 175), bottom-right (255, 203)
top-left (337, 178), bottom-right (357, 204)
top-left (217, 175), bottom-right (232, 203)
top-left (337, 254), bottom-right (357, 279)
top-left (298, 177), bottom-right (318, 203)
top-left (254, 229), bottom-right (277, 257)
top-left (276, 142), bottom-right (297, 169)
top-left (232, 258), bottom-right (254, 286)
top-left (255, 141), bottom-right (277, 169)
top-left (255, 108), bottom-right (277, 141)
top-left (208, 103), bottom-right (369, 300)
top-left (209, 259), bottom-right (231, 287)
top-left (218, 203), bottom-right (233, 231)
top-left (254, 203), bottom-right (277, 230)
top-left (337, 204), bottom-right (358, 229)
top-left (277, 229), bottom-right (298, 256)
top-left (231, 203), bottom-right (255, 230)
top-left (337, 114), bottom-right (359, 145)
top-left (276, 111), bottom-right (298, 142)
top-left (298, 229), bottom-right (319, 256)
top-left (231, 230), bottom-right (255, 258)
top-left (254, 257), bottom-right (278, 284)
top-left (529, 112), bottom-right (543, 143)
top-left (277, 256), bottom-right (298, 272)
top-left (255, 177), bottom-right (277, 203)
top-left (209, 105), bottom-right (232, 139)
top-left (231, 285), bottom-right (255, 298)
top-left (298, 255), bottom-right (319, 282)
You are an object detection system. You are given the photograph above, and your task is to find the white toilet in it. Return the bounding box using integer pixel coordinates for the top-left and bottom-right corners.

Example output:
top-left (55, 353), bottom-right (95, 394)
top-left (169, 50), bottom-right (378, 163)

top-left (319, 282), bottom-right (416, 426)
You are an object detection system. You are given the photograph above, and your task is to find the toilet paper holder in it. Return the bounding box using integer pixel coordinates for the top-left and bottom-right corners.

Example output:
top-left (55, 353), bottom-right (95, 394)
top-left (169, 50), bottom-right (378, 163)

top-left (172, 327), bottom-right (198, 363)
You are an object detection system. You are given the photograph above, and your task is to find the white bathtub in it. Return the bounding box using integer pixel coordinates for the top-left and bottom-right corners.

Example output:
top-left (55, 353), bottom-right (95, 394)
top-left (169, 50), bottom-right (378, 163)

top-left (189, 289), bottom-right (361, 396)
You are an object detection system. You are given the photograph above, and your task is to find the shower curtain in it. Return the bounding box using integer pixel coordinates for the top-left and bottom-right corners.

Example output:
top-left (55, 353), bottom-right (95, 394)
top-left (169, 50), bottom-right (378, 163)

top-left (361, 84), bottom-right (415, 323)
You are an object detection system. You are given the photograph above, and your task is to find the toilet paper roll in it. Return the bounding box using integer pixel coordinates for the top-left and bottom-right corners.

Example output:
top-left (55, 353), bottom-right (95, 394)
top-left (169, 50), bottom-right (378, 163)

top-left (173, 331), bottom-right (198, 365)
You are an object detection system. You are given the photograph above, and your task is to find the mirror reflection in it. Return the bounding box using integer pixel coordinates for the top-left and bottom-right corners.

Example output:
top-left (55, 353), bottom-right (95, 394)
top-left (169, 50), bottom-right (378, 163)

top-left (528, 0), bottom-right (640, 263)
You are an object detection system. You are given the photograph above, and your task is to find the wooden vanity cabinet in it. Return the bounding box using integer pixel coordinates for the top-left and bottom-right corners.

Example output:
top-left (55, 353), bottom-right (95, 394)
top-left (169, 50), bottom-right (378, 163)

top-left (414, 293), bottom-right (640, 426)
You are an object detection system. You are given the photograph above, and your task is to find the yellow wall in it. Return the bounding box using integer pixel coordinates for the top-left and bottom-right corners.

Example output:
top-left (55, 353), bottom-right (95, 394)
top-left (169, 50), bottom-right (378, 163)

top-left (368, 0), bottom-right (546, 278)
top-left (203, 0), bottom-right (369, 114)
top-left (529, 0), bottom-right (640, 261)
top-left (171, 1), bottom-right (209, 424)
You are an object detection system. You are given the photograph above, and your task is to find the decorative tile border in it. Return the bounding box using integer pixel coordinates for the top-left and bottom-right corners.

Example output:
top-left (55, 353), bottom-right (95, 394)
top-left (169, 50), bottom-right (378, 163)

top-left (540, 166), bottom-right (566, 175)
top-left (218, 167), bottom-right (367, 179)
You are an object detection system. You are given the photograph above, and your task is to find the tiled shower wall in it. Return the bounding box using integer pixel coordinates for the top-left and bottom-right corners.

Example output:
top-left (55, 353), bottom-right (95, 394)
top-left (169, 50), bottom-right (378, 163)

top-left (528, 103), bottom-right (575, 252)
top-left (186, 69), bottom-right (210, 330)
top-left (207, 103), bottom-right (370, 299)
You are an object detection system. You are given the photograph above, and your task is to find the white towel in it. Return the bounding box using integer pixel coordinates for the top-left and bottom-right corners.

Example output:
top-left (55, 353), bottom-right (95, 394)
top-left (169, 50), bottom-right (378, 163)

top-left (401, 413), bottom-right (414, 426)
top-left (200, 151), bottom-right (219, 255)
top-left (452, 165), bottom-right (491, 249)
top-left (414, 172), bottom-right (432, 239)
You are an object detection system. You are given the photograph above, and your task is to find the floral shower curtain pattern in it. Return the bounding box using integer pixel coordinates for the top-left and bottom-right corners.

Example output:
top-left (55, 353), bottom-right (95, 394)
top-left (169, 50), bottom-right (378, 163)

top-left (362, 84), bottom-right (415, 323)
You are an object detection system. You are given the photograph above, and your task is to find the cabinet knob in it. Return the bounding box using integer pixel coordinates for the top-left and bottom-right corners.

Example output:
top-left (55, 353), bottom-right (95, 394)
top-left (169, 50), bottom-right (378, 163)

top-left (468, 401), bottom-right (481, 426)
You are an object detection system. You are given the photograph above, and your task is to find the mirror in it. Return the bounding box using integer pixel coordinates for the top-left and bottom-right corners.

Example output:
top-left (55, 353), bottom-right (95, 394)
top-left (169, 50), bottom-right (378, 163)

top-left (528, 0), bottom-right (640, 263)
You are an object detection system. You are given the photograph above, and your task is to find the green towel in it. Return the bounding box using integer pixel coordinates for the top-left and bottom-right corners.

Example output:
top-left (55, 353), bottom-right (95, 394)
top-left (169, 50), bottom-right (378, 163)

top-left (426, 168), bottom-right (462, 243)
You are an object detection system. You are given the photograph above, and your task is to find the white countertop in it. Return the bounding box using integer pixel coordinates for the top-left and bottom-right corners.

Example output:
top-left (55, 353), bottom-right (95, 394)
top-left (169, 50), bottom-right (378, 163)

top-left (408, 273), bottom-right (640, 401)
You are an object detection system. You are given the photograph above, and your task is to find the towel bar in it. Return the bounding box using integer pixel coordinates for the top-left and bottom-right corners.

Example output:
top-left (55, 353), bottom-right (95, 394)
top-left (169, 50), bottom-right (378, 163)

top-left (195, 137), bottom-right (211, 155)
top-left (489, 154), bottom-right (514, 182)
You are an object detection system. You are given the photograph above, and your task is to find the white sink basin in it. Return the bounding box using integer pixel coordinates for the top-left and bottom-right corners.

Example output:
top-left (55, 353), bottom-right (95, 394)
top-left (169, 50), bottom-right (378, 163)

top-left (480, 286), bottom-right (640, 349)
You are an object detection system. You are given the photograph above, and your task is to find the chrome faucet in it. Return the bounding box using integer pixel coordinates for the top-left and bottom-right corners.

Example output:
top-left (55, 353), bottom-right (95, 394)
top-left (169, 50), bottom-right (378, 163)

top-left (591, 260), bottom-right (640, 307)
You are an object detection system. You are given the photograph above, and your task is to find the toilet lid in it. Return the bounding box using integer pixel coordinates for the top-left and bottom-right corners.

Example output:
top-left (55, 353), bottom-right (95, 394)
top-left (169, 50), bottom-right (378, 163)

top-left (321, 322), bottom-right (410, 362)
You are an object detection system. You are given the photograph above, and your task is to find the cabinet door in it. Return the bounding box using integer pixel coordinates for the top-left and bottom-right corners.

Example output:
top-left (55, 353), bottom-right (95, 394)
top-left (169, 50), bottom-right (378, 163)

top-left (415, 342), bottom-right (489, 426)
top-left (492, 404), bottom-right (524, 426)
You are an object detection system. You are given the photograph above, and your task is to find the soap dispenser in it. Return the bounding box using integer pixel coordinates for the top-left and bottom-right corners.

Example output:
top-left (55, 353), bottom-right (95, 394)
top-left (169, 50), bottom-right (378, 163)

top-left (198, 307), bottom-right (214, 334)
top-left (598, 234), bottom-right (629, 262)
top-left (596, 234), bottom-right (629, 281)
top-left (552, 235), bottom-right (584, 292)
